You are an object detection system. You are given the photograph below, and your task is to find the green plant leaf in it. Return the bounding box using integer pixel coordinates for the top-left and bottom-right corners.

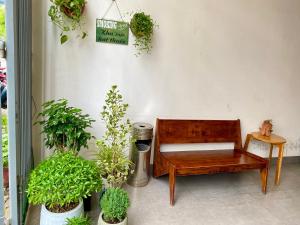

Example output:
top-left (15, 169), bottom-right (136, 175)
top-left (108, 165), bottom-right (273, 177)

top-left (60, 34), bottom-right (68, 44)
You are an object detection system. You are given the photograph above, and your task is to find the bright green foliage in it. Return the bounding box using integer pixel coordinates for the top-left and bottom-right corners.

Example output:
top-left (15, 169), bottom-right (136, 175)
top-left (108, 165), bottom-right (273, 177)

top-left (66, 215), bottom-right (91, 225)
top-left (2, 115), bottom-right (8, 167)
top-left (96, 85), bottom-right (134, 187)
top-left (27, 151), bottom-right (102, 210)
top-left (100, 188), bottom-right (130, 223)
top-left (36, 99), bottom-right (95, 153)
top-left (130, 12), bottom-right (156, 56)
top-left (48, 0), bottom-right (87, 44)
top-left (0, 6), bottom-right (5, 39)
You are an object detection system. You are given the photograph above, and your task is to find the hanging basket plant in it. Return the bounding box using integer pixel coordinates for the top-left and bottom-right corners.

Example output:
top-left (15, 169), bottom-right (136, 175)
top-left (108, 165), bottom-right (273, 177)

top-left (130, 12), bottom-right (156, 56)
top-left (48, 0), bottom-right (87, 44)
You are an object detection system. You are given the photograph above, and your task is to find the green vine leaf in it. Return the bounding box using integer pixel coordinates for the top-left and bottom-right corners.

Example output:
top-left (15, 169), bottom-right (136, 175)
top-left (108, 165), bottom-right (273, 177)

top-left (130, 12), bottom-right (157, 56)
top-left (60, 34), bottom-right (68, 44)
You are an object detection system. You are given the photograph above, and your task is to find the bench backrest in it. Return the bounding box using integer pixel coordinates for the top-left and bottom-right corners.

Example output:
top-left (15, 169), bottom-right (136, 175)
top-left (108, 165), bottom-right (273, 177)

top-left (155, 119), bottom-right (242, 150)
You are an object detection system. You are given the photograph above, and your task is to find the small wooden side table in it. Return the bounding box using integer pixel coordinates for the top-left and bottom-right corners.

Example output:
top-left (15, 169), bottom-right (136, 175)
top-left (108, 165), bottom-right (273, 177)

top-left (244, 132), bottom-right (286, 185)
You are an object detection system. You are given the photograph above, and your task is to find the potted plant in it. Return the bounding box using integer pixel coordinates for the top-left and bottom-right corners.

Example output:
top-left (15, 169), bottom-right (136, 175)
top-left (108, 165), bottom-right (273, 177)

top-left (96, 85), bottom-right (134, 188)
top-left (2, 114), bottom-right (8, 187)
top-left (98, 188), bottom-right (130, 225)
top-left (27, 151), bottom-right (102, 225)
top-left (48, 0), bottom-right (87, 44)
top-left (130, 12), bottom-right (156, 56)
top-left (66, 214), bottom-right (91, 225)
top-left (36, 99), bottom-right (95, 153)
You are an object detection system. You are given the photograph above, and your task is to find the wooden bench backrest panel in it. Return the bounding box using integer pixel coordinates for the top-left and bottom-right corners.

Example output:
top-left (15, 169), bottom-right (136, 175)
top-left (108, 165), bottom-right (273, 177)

top-left (156, 119), bottom-right (242, 150)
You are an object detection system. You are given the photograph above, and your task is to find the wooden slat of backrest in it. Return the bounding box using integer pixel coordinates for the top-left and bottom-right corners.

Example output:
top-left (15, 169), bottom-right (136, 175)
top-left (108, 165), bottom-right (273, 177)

top-left (157, 119), bottom-right (242, 149)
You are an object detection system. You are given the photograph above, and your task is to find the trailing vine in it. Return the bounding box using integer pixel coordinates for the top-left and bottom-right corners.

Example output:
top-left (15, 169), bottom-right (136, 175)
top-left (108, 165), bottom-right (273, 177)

top-left (48, 0), bottom-right (87, 44)
top-left (130, 12), bottom-right (156, 56)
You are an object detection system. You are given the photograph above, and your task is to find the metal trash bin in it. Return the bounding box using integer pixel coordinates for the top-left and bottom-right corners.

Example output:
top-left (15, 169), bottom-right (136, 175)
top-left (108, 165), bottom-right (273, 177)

top-left (127, 122), bottom-right (153, 187)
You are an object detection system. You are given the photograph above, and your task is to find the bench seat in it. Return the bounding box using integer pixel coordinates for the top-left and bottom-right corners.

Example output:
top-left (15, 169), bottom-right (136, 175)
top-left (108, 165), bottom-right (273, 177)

top-left (162, 150), bottom-right (266, 172)
top-left (153, 119), bottom-right (269, 205)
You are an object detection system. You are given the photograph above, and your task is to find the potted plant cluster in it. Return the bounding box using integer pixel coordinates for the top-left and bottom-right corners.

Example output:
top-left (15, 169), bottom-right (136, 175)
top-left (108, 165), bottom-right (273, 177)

top-left (36, 99), bottom-right (95, 153)
top-left (96, 85), bottom-right (134, 188)
top-left (48, 0), bottom-right (87, 44)
top-left (130, 12), bottom-right (157, 56)
top-left (66, 214), bottom-right (91, 225)
top-left (98, 188), bottom-right (130, 225)
top-left (2, 114), bottom-right (8, 187)
top-left (27, 151), bottom-right (102, 225)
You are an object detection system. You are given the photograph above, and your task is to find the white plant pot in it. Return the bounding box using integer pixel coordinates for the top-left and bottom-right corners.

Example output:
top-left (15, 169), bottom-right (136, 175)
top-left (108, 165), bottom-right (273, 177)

top-left (40, 200), bottom-right (84, 225)
top-left (98, 212), bottom-right (128, 225)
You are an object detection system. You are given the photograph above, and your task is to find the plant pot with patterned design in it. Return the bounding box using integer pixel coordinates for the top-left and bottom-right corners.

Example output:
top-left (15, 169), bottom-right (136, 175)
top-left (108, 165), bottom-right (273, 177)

top-left (98, 188), bottom-right (130, 225)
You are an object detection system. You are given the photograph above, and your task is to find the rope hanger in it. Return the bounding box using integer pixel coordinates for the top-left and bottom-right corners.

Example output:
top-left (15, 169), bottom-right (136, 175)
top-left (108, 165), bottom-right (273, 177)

top-left (101, 0), bottom-right (124, 21)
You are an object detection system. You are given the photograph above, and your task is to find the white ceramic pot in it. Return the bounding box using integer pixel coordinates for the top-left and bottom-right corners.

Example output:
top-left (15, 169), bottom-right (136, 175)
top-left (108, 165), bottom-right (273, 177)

top-left (40, 200), bottom-right (84, 225)
top-left (98, 212), bottom-right (128, 225)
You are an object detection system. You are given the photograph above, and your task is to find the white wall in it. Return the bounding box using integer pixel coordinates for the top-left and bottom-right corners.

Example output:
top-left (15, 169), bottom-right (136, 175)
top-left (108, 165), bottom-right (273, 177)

top-left (33, 0), bottom-right (300, 162)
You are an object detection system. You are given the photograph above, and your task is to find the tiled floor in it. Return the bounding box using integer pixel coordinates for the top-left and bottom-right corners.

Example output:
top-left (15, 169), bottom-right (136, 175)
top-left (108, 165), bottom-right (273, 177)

top-left (26, 163), bottom-right (300, 225)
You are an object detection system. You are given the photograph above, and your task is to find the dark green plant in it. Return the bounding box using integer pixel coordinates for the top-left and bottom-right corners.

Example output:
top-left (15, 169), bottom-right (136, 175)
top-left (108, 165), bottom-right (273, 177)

top-left (36, 99), bottom-right (95, 153)
top-left (27, 151), bottom-right (102, 212)
top-left (130, 12), bottom-right (156, 56)
top-left (66, 215), bottom-right (91, 225)
top-left (2, 115), bottom-right (8, 167)
top-left (96, 85), bottom-right (134, 187)
top-left (48, 0), bottom-right (87, 44)
top-left (100, 188), bottom-right (130, 223)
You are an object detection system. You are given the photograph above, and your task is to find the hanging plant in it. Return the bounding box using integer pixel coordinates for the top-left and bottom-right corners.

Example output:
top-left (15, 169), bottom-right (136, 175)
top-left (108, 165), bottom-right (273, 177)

top-left (48, 0), bottom-right (87, 44)
top-left (130, 12), bottom-right (156, 56)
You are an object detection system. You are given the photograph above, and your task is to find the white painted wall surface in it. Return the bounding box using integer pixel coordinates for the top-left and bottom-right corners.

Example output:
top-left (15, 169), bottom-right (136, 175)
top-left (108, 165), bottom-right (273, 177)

top-left (32, 0), bottom-right (300, 161)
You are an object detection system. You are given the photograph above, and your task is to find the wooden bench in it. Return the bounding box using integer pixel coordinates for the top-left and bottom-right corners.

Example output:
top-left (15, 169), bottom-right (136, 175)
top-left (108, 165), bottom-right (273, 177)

top-left (153, 119), bottom-right (269, 205)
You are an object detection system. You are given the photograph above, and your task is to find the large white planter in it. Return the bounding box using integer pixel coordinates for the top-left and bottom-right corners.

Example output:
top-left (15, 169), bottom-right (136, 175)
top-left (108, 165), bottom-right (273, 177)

top-left (98, 212), bottom-right (128, 225)
top-left (40, 200), bottom-right (84, 225)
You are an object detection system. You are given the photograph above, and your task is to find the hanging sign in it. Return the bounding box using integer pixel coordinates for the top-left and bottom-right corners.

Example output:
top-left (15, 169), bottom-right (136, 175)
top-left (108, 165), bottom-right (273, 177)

top-left (96, 19), bottom-right (129, 45)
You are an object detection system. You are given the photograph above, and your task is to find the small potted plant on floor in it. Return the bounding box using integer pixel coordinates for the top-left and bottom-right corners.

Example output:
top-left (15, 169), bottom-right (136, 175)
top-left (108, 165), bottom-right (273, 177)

top-left (27, 151), bottom-right (102, 225)
top-left (36, 99), bottom-right (95, 153)
top-left (98, 188), bottom-right (130, 225)
top-left (66, 214), bottom-right (91, 225)
top-left (48, 0), bottom-right (87, 44)
top-left (96, 85), bottom-right (134, 188)
top-left (130, 12), bottom-right (156, 56)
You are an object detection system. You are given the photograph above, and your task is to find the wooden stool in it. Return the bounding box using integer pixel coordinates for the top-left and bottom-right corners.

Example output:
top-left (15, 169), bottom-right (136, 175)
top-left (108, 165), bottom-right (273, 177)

top-left (244, 132), bottom-right (286, 185)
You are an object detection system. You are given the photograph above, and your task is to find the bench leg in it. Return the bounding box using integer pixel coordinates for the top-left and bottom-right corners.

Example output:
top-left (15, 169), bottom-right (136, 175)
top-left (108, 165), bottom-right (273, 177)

top-left (260, 167), bottom-right (268, 194)
top-left (169, 166), bottom-right (176, 206)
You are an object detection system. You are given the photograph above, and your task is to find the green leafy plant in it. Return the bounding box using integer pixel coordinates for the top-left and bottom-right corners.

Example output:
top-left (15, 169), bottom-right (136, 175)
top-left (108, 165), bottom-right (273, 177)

top-left (36, 99), bottom-right (95, 153)
top-left (48, 0), bottom-right (87, 44)
top-left (66, 215), bottom-right (91, 225)
top-left (2, 115), bottom-right (8, 167)
top-left (96, 85), bottom-right (134, 187)
top-left (27, 151), bottom-right (102, 212)
top-left (130, 12), bottom-right (156, 56)
top-left (100, 188), bottom-right (130, 224)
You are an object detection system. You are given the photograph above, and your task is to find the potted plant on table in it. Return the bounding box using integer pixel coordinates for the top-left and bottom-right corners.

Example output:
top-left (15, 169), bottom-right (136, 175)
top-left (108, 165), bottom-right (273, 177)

top-left (27, 151), bottom-right (102, 225)
top-left (130, 12), bottom-right (157, 56)
top-left (98, 188), bottom-right (130, 225)
top-left (48, 0), bottom-right (87, 44)
top-left (96, 85), bottom-right (134, 188)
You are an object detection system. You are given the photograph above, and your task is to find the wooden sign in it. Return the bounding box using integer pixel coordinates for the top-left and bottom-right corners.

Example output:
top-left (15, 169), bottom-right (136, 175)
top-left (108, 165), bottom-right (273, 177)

top-left (96, 19), bottom-right (129, 45)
